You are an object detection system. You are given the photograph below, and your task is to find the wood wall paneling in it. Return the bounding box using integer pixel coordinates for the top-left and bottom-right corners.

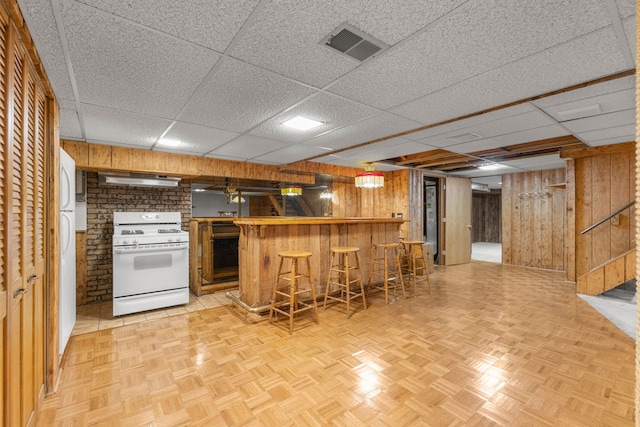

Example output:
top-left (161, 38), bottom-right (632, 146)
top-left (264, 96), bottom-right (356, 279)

top-left (501, 169), bottom-right (566, 271)
top-left (573, 146), bottom-right (635, 281)
top-left (75, 231), bottom-right (86, 305)
top-left (472, 192), bottom-right (501, 243)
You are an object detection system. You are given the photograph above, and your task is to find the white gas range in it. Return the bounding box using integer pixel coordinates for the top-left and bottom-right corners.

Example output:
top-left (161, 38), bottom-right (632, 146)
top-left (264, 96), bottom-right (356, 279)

top-left (112, 212), bottom-right (189, 316)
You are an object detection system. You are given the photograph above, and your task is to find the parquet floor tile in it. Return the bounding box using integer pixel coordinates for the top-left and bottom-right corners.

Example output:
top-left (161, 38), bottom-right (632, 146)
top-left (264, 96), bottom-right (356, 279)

top-left (39, 262), bottom-right (635, 426)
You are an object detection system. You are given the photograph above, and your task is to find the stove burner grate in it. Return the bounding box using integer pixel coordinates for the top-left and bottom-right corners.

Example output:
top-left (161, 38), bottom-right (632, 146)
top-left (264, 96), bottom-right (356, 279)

top-left (121, 229), bottom-right (144, 235)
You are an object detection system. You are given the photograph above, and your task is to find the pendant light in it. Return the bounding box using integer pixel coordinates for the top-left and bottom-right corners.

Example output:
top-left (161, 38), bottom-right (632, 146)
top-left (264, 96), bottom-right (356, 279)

top-left (355, 164), bottom-right (384, 188)
top-left (281, 186), bottom-right (302, 196)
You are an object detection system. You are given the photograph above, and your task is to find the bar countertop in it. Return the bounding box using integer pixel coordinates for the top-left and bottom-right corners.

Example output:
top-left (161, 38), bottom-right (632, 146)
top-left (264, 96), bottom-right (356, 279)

top-left (234, 217), bottom-right (406, 226)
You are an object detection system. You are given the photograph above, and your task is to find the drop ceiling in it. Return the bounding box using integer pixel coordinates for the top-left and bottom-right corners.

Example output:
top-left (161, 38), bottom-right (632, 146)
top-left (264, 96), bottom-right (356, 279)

top-left (18, 0), bottom-right (637, 188)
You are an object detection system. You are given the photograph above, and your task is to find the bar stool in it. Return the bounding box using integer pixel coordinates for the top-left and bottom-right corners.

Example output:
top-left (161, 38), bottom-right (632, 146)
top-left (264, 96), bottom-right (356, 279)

top-left (269, 250), bottom-right (319, 334)
top-left (367, 243), bottom-right (406, 304)
top-left (402, 241), bottom-right (432, 296)
top-left (323, 247), bottom-right (367, 317)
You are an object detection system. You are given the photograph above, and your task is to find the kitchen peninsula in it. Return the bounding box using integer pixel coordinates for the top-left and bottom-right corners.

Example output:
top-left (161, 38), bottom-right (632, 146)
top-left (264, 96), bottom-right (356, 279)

top-left (233, 217), bottom-right (405, 308)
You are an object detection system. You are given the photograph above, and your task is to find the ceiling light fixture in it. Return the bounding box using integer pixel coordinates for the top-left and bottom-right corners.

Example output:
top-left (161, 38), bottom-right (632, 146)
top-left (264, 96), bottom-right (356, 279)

top-left (282, 116), bottom-right (324, 131)
top-left (281, 186), bottom-right (302, 196)
top-left (320, 190), bottom-right (333, 199)
top-left (477, 163), bottom-right (505, 171)
top-left (230, 195), bottom-right (245, 204)
top-left (355, 164), bottom-right (384, 188)
top-left (157, 138), bottom-right (182, 147)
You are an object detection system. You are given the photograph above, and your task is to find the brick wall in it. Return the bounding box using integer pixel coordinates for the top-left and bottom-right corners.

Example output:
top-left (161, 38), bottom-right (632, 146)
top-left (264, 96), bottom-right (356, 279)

top-left (85, 172), bottom-right (192, 304)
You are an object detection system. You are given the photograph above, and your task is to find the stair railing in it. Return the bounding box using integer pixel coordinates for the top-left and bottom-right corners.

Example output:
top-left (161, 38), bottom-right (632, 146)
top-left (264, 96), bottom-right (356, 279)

top-left (580, 200), bottom-right (635, 235)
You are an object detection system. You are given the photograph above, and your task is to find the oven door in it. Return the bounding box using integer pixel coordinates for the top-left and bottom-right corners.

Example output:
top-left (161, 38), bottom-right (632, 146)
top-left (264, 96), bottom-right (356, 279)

top-left (113, 243), bottom-right (189, 297)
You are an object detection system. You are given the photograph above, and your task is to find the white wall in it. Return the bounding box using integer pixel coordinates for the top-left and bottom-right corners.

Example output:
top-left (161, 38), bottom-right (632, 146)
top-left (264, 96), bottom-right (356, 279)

top-left (191, 192), bottom-right (249, 217)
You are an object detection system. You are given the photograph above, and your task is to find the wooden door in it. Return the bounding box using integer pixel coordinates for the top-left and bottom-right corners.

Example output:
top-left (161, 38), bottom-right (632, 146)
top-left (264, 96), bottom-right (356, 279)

top-left (443, 176), bottom-right (472, 265)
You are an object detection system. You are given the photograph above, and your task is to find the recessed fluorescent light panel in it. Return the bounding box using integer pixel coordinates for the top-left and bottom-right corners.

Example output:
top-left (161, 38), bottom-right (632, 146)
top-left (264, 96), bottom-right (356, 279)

top-left (556, 104), bottom-right (602, 121)
top-left (477, 163), bottom-right (505, 171)
top-left (157, 138), bottom-right (182, 147)
top-left (282, 116), bottom-right (324, 131)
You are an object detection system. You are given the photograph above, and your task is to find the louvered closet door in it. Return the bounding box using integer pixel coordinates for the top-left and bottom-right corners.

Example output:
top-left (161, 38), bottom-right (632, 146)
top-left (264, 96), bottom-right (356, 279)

top-left (0, 8), bottom-right (6, 426)
top-left (6, 20), bottom-right (45, 426)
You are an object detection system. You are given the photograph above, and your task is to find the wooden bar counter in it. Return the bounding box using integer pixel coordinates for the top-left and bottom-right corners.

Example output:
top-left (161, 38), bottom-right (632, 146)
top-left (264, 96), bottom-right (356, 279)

top-left (234, 217), bottom-right (405, 308)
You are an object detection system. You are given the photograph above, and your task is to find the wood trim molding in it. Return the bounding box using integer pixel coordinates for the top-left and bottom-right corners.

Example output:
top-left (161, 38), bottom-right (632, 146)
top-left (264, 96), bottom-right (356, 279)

top-left (560, 141), bottom-right (635, 160)
top-left (291, 69), bottom-right (636, 164)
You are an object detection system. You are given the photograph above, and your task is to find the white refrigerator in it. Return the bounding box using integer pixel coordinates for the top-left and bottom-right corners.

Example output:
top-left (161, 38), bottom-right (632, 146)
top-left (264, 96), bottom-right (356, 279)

top-left (60, 148), bottom-right (76, 354)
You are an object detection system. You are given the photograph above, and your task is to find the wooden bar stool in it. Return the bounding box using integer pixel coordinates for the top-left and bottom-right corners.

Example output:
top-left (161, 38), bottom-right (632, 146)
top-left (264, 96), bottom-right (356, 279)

top-left (367, 243), bottom-right (406, 304)
top-left (323, 247), bottom-right (367, 317)
top-left (401, 241), bottom-right (432, 296)
top-left (269, 250), bottom-right (319, 334)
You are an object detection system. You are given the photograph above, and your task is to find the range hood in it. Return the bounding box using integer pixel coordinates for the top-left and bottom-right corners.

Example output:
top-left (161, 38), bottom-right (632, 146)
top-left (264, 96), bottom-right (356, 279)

top-left (98, 172), bottom-right (181, 188)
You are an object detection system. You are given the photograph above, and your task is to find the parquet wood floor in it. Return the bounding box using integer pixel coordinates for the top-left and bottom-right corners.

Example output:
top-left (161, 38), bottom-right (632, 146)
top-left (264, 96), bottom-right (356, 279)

top-left (38, 262), bottom-right (635, 426)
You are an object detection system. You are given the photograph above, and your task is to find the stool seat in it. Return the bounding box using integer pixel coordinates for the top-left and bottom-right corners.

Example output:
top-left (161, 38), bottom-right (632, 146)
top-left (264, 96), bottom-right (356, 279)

top-left (269, 251), bottom-right (319, 334)
top-left (323, 247), bottom-right (367, 317)
top-left (401, 241), bottom-right (431, 296)
top-left (330, 246), bottom-right (359, 253)
top-left (367, 242), bottom-right (405, 304)
top-left (278, 250), bottom-right (312, 258)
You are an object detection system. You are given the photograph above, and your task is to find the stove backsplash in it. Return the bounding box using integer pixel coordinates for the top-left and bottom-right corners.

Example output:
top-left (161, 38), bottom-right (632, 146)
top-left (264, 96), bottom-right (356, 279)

top-left (84, 172), bottom-right (192, 304)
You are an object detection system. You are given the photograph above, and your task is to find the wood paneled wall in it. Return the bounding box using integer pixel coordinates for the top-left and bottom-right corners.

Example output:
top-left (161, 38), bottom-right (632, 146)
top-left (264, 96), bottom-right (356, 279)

top-left (472, 192), bottom-right (501, 243)
top-left (330, 169), bottom-right (413, 239)
top-left (502, 169), bottom-right (566, 271)
top-left (566, 144), bottom-right (635, 281)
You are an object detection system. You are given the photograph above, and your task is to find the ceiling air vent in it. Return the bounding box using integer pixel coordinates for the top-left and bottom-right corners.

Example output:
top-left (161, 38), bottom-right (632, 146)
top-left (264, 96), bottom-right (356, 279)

top-left (320, 23), bottom-right (389, 62)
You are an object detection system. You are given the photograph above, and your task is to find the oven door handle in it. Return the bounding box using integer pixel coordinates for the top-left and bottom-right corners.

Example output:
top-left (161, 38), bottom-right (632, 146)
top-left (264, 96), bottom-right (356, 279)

top-left (114, 245), bottom-right (188, 254)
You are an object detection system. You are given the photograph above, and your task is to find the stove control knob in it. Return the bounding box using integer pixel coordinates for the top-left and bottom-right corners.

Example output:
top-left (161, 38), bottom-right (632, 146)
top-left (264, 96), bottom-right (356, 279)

top-left (133, 239), bottom-right (138, 244)
top-left (175, 237), bottom-right (181, 242)
top-left (123, 239), bottom-right (129, 245)
top-left (168, 238), bottom-right (174, 242)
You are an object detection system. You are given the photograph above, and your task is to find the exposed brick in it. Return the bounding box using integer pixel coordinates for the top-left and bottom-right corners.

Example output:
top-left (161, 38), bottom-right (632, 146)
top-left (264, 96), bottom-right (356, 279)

top-left (83, 172), bottom-right (191, 304)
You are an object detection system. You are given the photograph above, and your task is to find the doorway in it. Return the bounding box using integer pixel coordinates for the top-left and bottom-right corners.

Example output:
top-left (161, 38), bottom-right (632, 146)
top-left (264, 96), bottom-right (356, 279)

top-left (471, 189), bottom-right (502, 263)
top-left (423, 177), bottom-right (440, 264)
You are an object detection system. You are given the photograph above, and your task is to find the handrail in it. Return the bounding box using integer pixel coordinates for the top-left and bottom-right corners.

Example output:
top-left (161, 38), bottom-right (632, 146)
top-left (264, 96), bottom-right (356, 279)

top-left (581, 200), bottom-right (635, 235)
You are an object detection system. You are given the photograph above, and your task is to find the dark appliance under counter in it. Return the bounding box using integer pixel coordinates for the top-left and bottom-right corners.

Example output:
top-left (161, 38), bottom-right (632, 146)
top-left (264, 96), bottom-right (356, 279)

top-left (189, 219), bottom-right (240, 296)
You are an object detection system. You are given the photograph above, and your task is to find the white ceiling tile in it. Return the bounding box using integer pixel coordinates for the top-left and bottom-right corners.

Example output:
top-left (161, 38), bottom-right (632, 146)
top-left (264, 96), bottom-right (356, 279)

top-left (59, 108), bottom-right (83, 140)
top-left (81, 104), bottom-right (172, 148)
top-left (341, 138), bottom-right (436, 162)
top-left (577, 124), bottom-right (635, 144)
top-left (231, 0), bottom-right (467, 88)
top-left (623, 17), bottom-right (636, 65)
top-left (328, 0), bottom-right (611, 109)
top-left (249, 93), bottom-right (379, 144)
top-left (455, 167), bottom-right (516, 178)
top-left (403, 104), bottom-right (537, 141)
top-left (562, 109), bottom-right (635, 134)
top-left (161, 122), bottom-right (239, 154)
top-left (180, 57), bottom-right (316, 133)
top-left (251, 144), bottom-right (333, 164)
top-left (417, 111), bottom-right (557, 149)
top-left (532, 76), bottom-right (635, 109)
top-left (615, 0), bottom-right (636, 19)
top-left (304, 113), bottom-right (423, 151)
top-left (391, 27), bottom-right (627, 126)
top-left (535, 88), bottom-right (635, 122)
top-left (500, 154), bottom-right (566, 171)
top-left (209, 134), bottom-right (291, 160)
top-left (17, 0), bottom-right (76, 100)
top-left (584, 135), bottom-right (636, 147)
top-left (446, 126), bottom-right (569, 154)
top-left (62, 1), bottom-right (221, 118)
top-left (75, 0), bottom-right (259, 52)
